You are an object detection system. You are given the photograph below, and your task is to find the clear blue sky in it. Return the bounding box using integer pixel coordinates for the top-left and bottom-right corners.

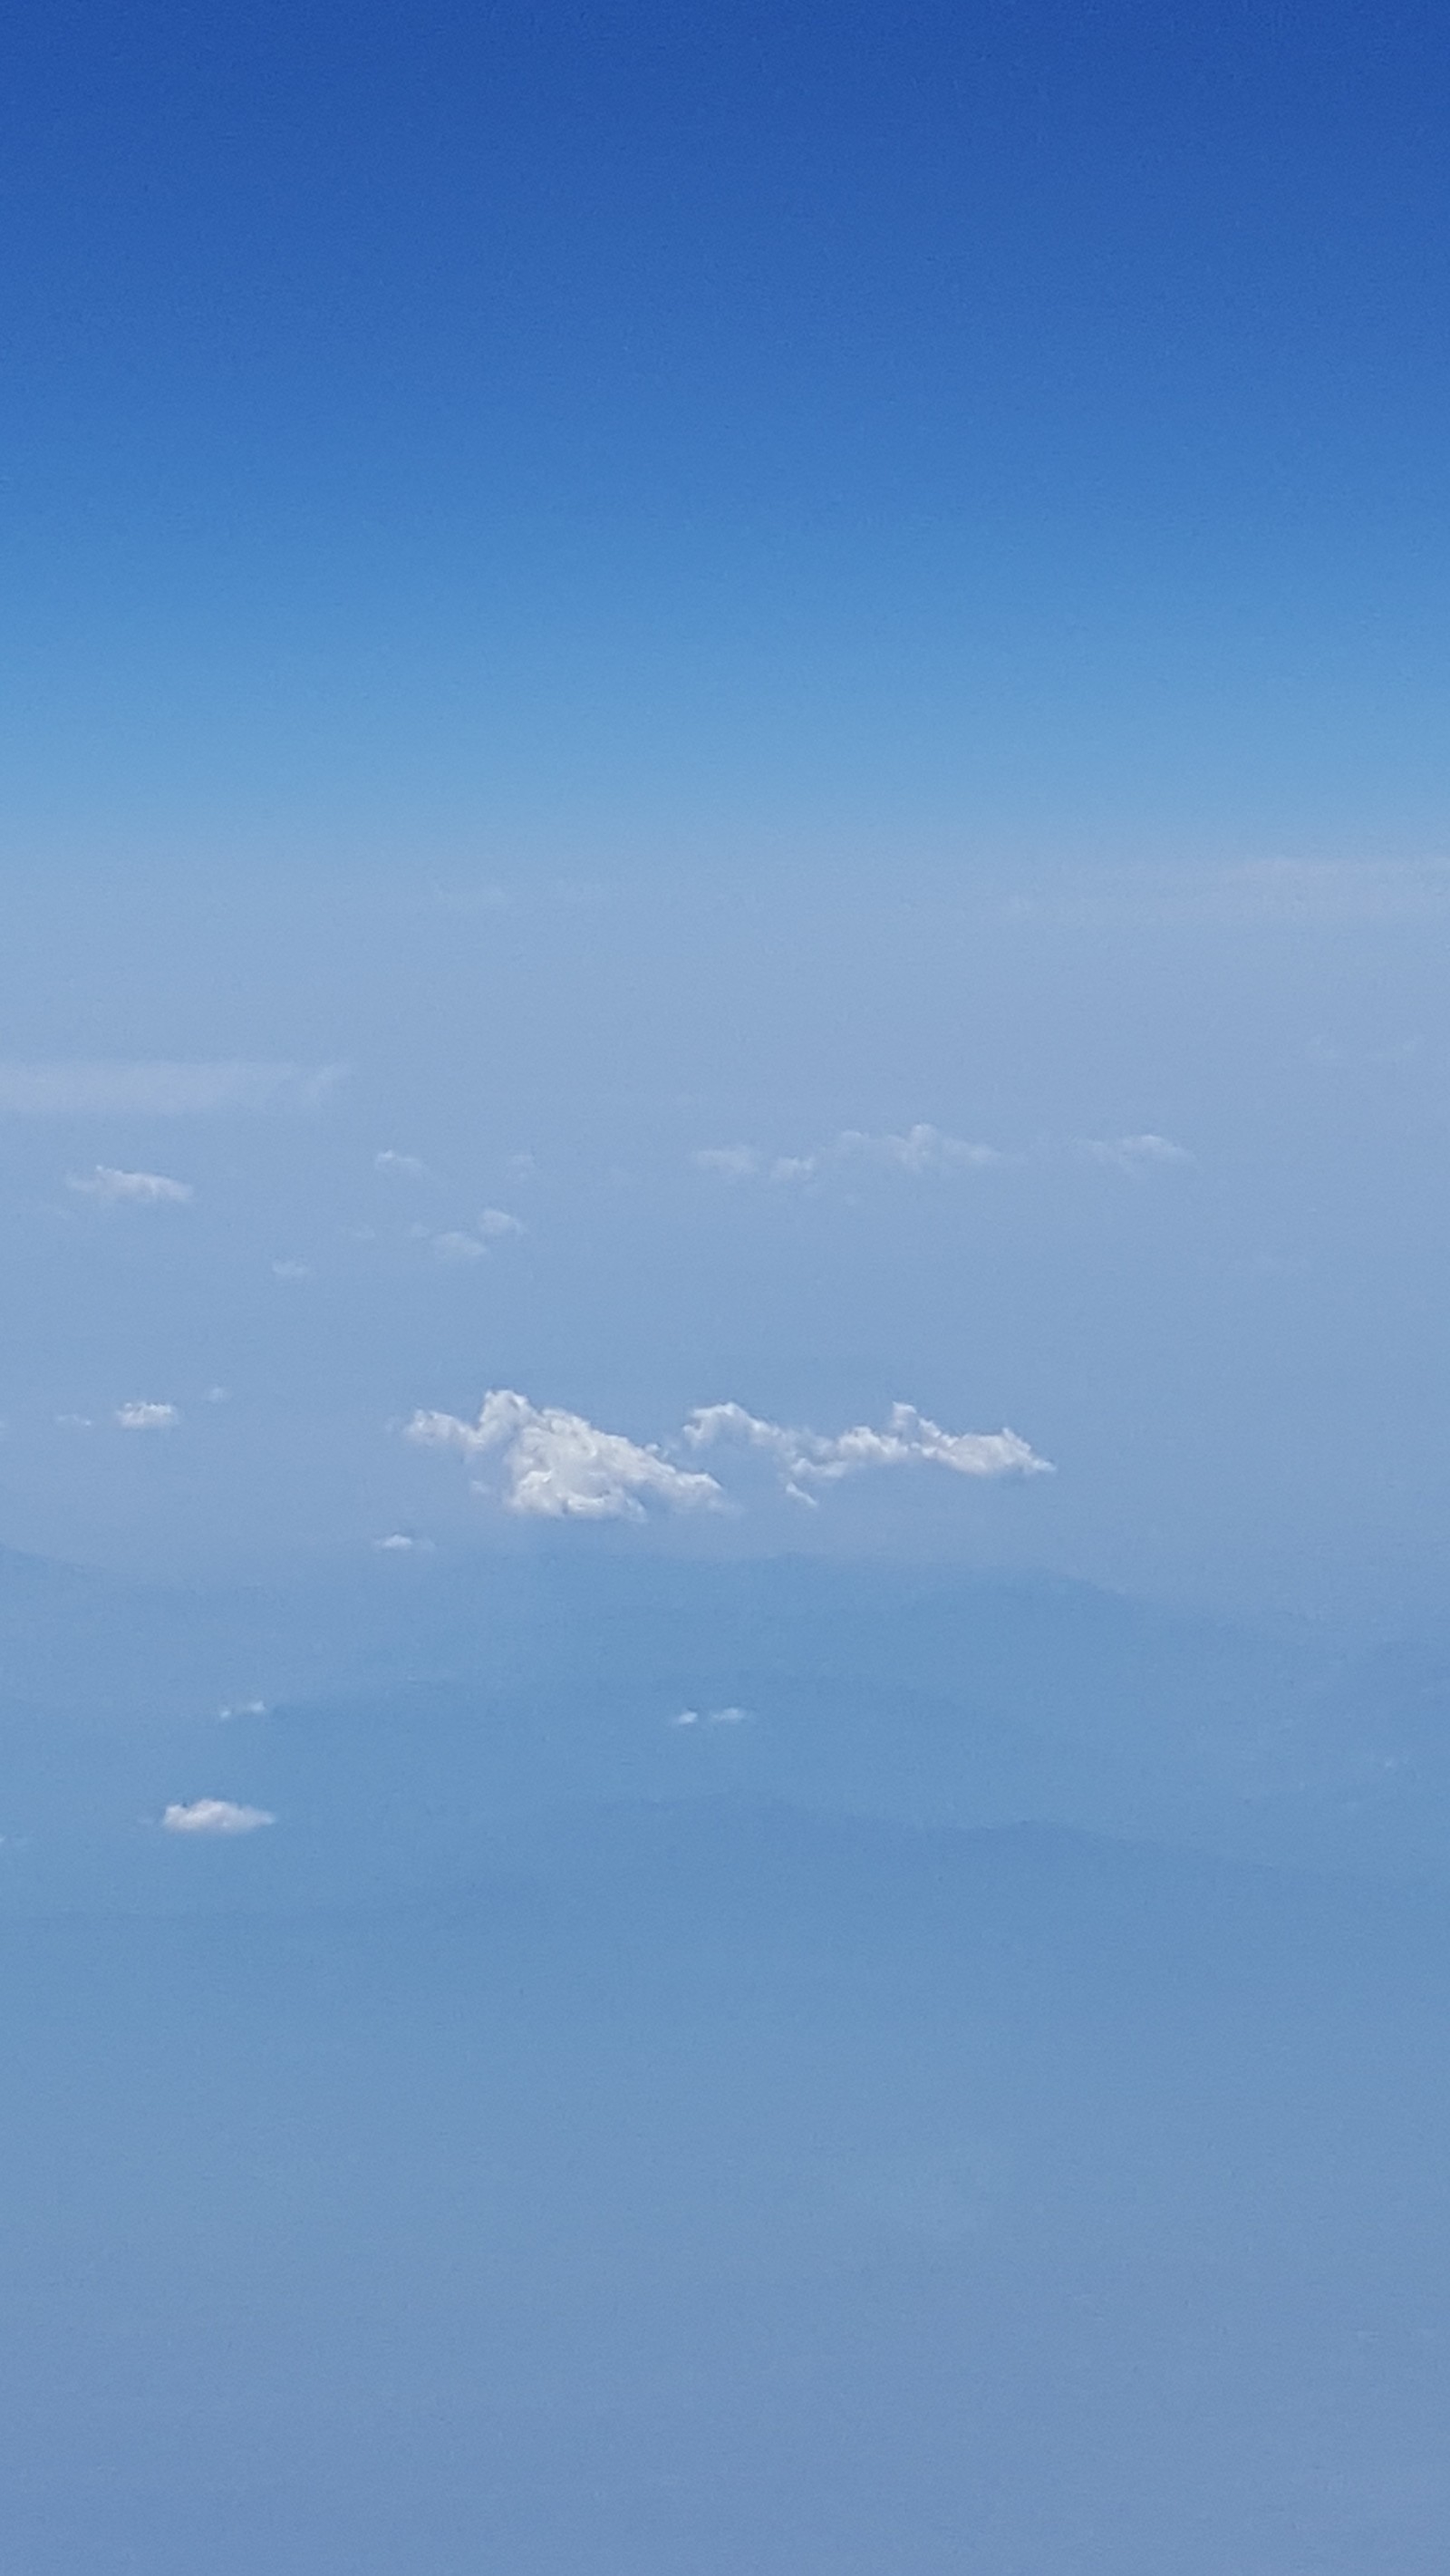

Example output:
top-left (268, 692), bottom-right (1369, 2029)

top-left (3, 0), bottom-right (1449, 1611)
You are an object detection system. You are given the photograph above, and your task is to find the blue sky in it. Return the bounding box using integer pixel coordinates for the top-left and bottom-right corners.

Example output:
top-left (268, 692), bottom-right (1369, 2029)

top-left (1, 0), bottom-right (1448, 1608)
top-left (6, 13), bottom-right (1450, 2571)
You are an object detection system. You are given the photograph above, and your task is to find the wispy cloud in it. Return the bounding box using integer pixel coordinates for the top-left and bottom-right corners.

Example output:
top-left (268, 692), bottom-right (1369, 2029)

top-left (695, 1123), bottom-right (1006, 1185)
top-left (0, 1061), bottom-right (345, 1116)
top-left (405, 1391), bottom-right (725, 1521)
top-left (115, 1400), bottom-right (179, 1430)
top-left (671, 1705), bottom-right (751, 1727)
top-left (67, 1165), bottom-right (193, 1205)
top-left (271, 1259), bottom-right (312, 1282)
top-left (372, 1532), bottom-right (432, 1552)
top-left (407, 1389), bottom-right (1050, 1518)
top-left (424, 1209), bottom-right (525, 1261)
top-left (160, 1797), bottom-right (275, 1835)
top-left (374, 1149), bottom-right (433, 1180)
top-left (1082, 1133), bottom-right (1192, 1176)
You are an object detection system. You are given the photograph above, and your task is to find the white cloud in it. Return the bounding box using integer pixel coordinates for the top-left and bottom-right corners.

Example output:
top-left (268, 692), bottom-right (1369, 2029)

top-left (405, 1390), bottom-right (727, 1521)
top-left (476, 1206), bottom-right (524, 1239)
top-left (407, 1388), bottom-right (1050, 1520)
top-left (430, 1229), bottom-right (490, 1262)
top-left (374, 1148), bottom-right (433, 1179)
top-left (696, 1124), bottom-right (1005, 1186)
top-left (1084, 1133), bottom-right (1192, 1176)
top-left (161, 1797), bottom-right (275, 1835)
top-left (115, 1401), bottom-right (179, 1430)
top-left (218, 1700), bottom-right (266, 1720)
top-left (671, 1705), bottom-right (751, 1728)
top-left (0, 1061), bottom-right (345, 1115)
top-left (67, 1165), bottom-right (193, 1205)
top-left (372, 1532), bottom-right (432, 1552)
top-left (683, 1400), bottom-right (1050, 1501)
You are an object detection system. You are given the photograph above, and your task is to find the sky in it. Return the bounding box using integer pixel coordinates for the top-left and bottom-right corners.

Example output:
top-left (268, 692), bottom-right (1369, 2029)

top-left (3, 1), bottom-right (1450, 1612)
top-left (4, 11), bottom-right (1450, 2568)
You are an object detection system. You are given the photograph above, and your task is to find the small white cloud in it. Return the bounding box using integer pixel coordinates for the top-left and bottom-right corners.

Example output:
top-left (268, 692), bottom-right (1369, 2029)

top-left (375, 1149), bottom-right (433, 1180)
top-left (218, 1700), bottom-right (267, 1720)
top-left (271, 1259), bottom-right (312, 1281)
top-left (405, 1390), bottom-right (726, 1522)
top-left (161, 1797), bottom-right (275, 1835)
top-left (476, 1206), bottom-right (524, 1239)
top-left (697, 1125), bottom-right (1004, 1186)
top-left (670, 1709), bottom-right (701, 1727)
top-left (1084, 1133), bottom-right (1193, 1176)
top-left (67, 1166), bottom-right (193, 1206)
top-left (55, 1411), bottom-right (93, 1429)
top-left (683, 1400), bottom-right (1050, 1496)
top-left (0, 1061), bottom-right (345, 1116)
top-left (204, 1384), bottom-right (229, 1404)
top-left (372, 1532), bottom-right (432, 1552)
top-left (430, 1229), bottom-right (489, 1262)
top-left (671, 1704), bottom-right (750, 1728)
top-left (115, 1401), bottom-right (179, 1431)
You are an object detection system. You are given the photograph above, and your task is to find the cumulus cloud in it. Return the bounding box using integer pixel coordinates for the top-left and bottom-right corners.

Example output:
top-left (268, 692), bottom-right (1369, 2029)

top-left (407, 1389), bottom-right (1049, 1519)
top-left (1084, 1133), bottom-right (1192, 1176)
top-left (683, 1399), bottom-right (1050, 1501)
top-left (0, 1061), bottom-right (344, 1115)
top-left (405, 1390), bottom-right (727, 1521)
top-left (161, 1797), bottom-right (275, 1835)
top-left (68, 1165), bottom-right (193, 1205)
top-left (115, 1400), bottom-right (179, 1431)
top-left (696, 1124), bottom-right (1004, 1185)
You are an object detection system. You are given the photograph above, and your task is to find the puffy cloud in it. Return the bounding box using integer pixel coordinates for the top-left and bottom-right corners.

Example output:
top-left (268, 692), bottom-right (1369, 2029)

top-left (405, 1390), bottom-right (726, 1521)
top-left (115, 1401), bottom-right (179, 1431)
top-left (683, 1399), bottom-right (1050, 1501)
top-left (696, 1124), bottom-right (1004, 1185)
top-left (0, 1060), bottom-right (344, 1115)
top-left (408, 1389), bottom-right (1049, 1520)
top-left (67, 1166), bottom-right (193, 1205)
top-left (1084, 1133), bottom-right (1192, 1176)
top-left (161, 1797), bottom-right (275, 1835)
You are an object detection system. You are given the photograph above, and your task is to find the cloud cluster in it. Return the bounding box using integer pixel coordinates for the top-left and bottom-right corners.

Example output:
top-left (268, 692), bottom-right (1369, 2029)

top-left (68, 1166), bottom-right (193, 1205)
top-left (695, 1123), bottom-right (1003, 1184)
top-left (405, 1390), bottom-right (726, 1521)
top-left (0, 1060), bottom-right (344, 1115)
top-left (161, 1797), bottom-right (275, 1835)
top-left (406, 1389), bottom-right (1049, 1519)
top-left (683, 1400), bottom-right (1049, 1502)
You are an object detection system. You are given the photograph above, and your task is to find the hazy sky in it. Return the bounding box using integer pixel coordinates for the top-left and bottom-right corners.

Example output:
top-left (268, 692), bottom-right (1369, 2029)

top-left (5, 0), bottom-right (1449, 1612)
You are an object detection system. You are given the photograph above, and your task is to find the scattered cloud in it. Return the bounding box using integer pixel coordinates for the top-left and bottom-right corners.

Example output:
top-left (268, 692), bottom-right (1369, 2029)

top-left (55, 1412), bottom-right (92, 1430)
top-left (407, 1389), bottom-right (1050, 1519)
top-left (160, 1797), bottom-right (275, 1835)
top-left (405, 1390), bottom-right (727, 1521)
top-left (1083, 1133), bottom-right (1192, 1176)
top-left (696, 1124), bottom-right (1005, 1185)
top-left (425, 1209), bottom-right (525, 1261)
top-left (375, 1149), bottom-right (433, 1180)
top-left (115, 1401), bottom-right (179, 1431)
top-left (0, 1060), bottom-right (345, 1115)
top-left (67, 1165), bottom-right (193, 1206)
top-left (671, 1705), bottom-right (751, 1727)
top-left (683, 1400), bottom-right (1050, 1501)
